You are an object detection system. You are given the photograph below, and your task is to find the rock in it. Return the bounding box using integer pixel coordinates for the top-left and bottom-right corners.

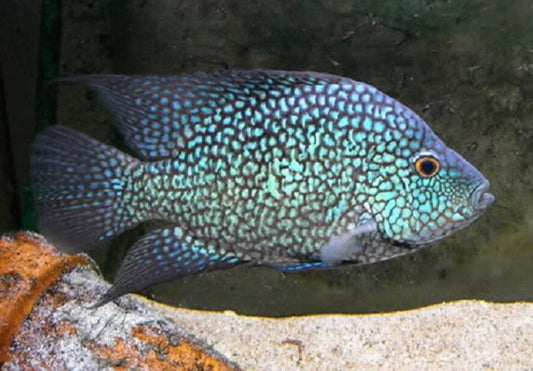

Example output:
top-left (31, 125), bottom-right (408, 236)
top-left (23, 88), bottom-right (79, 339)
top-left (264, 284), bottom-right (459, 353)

top-left (0, 232), bottom-right (237, 370)
top-left (0, 232), bottom-right (88, 362)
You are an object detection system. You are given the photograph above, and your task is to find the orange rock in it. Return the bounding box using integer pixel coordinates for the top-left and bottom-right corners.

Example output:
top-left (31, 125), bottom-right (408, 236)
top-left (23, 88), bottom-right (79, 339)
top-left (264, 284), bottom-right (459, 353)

top-left (0, 232), bottom-right (239, 370)
top-left (87, 325), bottom-right (236, 370)
top-left (0, 232), bottom-right (88, 362)
top-left (133, 325), bottom-right (236, 370)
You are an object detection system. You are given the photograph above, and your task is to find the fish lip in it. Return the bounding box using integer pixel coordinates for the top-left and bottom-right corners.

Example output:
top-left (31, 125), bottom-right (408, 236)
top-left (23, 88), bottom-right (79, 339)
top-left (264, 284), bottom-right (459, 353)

top-left (472, 181), bottom-right (495, 211)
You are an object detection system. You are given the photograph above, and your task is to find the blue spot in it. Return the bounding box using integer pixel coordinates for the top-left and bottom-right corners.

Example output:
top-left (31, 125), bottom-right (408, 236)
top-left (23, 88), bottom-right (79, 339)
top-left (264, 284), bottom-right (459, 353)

top-left (279, 98), bottom-right (288, 112)
top-left (327, 85), bottom-right (339, 94)
top-left (338, 90), bottom-right (348, 100)
top-left (363, 117), bottom-right (373, 131)
top-left (223, 105), bottom-right (233, 114)
top-left (354, 132), bottom-right (366, 142)
top-left (287, 96), bottom-right (296, 106)
top-left (338, 117), bottom-right (349, 128)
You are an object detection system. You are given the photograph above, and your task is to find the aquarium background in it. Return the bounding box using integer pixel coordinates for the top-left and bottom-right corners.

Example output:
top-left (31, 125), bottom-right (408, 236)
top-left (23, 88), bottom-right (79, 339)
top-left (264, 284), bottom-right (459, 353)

top-left (0, 0), bottom-right (531, 316)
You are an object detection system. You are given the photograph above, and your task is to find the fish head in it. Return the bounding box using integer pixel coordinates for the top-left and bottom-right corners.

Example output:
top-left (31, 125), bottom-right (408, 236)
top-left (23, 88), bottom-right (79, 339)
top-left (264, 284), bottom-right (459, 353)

top-left (362, 116), bottom-right (494, 247)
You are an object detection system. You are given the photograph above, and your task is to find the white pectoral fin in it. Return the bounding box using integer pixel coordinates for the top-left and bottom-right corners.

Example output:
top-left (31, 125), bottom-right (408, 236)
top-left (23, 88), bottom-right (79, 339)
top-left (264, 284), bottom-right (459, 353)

top-left (320, 220), bottom-right (378, 266)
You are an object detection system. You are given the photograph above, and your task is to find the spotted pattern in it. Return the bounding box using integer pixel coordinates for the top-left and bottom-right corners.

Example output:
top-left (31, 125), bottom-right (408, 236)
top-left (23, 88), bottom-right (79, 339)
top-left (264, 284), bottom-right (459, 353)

top-left (82, 72), bottom-right (417, 259)
top-left (32, 70), bottom-right (493, 302)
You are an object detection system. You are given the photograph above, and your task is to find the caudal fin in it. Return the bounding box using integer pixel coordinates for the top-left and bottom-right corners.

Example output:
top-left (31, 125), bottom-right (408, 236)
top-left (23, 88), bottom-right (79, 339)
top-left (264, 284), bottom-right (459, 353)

top-left (30, 125), bottom-right (145, 253)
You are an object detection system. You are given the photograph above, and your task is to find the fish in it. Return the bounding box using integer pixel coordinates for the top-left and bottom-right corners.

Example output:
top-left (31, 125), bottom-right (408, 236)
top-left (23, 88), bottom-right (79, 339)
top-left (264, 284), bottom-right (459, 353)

top-left (30, 70), bottom-right (494, 305)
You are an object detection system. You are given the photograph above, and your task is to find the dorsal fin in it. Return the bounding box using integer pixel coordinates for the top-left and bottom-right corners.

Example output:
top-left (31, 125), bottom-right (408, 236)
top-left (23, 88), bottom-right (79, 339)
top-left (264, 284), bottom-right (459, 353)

top-left (56, 70), bottom-right (355, 160)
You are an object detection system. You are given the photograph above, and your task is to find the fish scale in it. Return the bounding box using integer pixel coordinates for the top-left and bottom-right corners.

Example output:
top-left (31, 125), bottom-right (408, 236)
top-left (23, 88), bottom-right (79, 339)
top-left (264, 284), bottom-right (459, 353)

top-left (31, 70), bottom-right (494, 305)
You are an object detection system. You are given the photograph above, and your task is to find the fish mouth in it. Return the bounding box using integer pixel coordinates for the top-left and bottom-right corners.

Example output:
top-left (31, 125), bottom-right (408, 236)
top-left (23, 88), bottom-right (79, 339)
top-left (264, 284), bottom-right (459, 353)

top-left (472, 181), bottom-right (495, 211)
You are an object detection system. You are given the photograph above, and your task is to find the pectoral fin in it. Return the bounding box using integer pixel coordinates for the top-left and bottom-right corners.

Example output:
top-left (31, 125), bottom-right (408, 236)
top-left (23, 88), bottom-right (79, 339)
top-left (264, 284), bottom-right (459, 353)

top-left (320, 219), bottom-right (378, 265)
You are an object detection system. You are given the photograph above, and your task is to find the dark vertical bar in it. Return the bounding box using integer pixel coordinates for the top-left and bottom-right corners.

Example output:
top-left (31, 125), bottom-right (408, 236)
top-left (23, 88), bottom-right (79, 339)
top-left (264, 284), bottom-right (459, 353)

top-left (22, 0), bottom-right (63, 230)
top-left (0, 64), bottom-right (20, 232)
top-left (35, 0), bottom-right (62, 132)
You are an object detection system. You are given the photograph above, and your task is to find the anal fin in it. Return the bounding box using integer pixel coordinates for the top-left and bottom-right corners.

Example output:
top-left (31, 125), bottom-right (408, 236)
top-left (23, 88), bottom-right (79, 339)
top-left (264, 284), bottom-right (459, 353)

top-left (95, 226), bottom-right (242, 306)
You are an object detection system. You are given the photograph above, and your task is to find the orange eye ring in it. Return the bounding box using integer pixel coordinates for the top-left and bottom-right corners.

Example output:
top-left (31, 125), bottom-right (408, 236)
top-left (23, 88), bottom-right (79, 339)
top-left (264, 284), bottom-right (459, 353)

top-left (414, 155), bottom-right (440, 178)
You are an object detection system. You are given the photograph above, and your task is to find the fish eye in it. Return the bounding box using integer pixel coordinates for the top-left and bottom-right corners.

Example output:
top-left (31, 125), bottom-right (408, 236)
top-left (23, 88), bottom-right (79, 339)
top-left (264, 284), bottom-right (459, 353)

top-left (414, 155), bottom-right (440, 178)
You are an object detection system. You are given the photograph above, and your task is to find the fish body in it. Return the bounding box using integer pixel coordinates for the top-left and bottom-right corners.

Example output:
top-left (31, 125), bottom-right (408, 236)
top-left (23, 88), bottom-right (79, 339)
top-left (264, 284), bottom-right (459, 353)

top-left (30, 70), bottom-right (494, 304)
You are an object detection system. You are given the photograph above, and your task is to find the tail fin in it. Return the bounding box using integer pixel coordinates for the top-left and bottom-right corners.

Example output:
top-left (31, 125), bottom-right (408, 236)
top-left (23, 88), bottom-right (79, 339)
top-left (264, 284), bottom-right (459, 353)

top-left (30, 125), bottom-right (145, 253)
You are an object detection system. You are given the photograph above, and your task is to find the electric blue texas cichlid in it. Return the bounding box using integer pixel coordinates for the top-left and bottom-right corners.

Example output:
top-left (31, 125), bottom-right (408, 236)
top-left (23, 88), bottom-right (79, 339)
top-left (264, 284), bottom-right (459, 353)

top-left (30, 70), bottom-right (494, 305)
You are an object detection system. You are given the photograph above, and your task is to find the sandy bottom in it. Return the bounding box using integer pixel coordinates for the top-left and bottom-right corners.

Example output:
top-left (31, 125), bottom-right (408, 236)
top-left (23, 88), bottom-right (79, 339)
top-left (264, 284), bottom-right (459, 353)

top-left (149, 299), bottom-right (533, 370)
